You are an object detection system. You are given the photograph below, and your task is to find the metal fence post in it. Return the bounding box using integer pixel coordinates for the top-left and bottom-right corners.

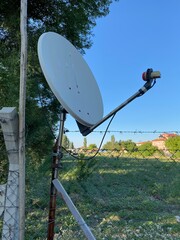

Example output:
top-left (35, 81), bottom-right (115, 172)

top-left (0, 107), bottom-right (19, 240)
top-left (47, 110), bottom-right (66, 239)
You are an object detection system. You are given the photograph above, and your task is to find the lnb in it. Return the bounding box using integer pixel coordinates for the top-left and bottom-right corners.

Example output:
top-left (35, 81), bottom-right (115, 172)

top-left (142, 68), bottom-right (161, 81)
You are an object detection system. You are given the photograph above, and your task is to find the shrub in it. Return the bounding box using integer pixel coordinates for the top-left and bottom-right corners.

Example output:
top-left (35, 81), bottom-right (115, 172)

top-left (138, 142), bottom-right (158, 157)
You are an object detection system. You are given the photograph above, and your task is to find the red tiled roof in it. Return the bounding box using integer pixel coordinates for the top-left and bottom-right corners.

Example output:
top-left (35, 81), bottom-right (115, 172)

top-left (152, 138), bottom-right (165, 142)
top-left (136, 133), bottom-right (178, 145)
top-left (160, 133), bottom-right (177, 139)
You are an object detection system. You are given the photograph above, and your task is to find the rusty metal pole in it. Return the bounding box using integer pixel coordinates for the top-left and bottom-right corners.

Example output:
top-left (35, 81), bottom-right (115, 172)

top-left (47, 109), bottom-right (66, 240)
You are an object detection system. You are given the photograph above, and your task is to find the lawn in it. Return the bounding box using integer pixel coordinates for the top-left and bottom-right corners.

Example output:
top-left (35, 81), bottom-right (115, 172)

top-left (24, 154), bottom-right (180, 239)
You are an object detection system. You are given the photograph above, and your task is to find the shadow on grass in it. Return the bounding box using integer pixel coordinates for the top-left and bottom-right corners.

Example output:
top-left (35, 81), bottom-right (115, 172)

top-left (60, 156), bottom-right (180, 228)
top-left (25, 155), bottom-right (180, 239)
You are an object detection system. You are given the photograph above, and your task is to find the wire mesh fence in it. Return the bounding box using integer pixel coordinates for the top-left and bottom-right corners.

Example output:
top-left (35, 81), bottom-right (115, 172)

top-left (1, 130), bottom-right (180, 239)
top-left (0, 124), bottom-right (19, 240)
top-left (0, 171), bottom-right (19, 240)
top-left (25, 131), bottom-right (180, 240)
top-left (0, 129), bottom-right (9, 239)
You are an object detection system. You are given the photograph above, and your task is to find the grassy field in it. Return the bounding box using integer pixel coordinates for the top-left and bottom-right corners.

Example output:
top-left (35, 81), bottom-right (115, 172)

top-left (24, 153), bottom-right (180, 240)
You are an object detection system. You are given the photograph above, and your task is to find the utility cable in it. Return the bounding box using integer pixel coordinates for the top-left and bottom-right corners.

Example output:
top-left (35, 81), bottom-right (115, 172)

top-left (62, 113), bottom-right (116, 160)
top-left (36, 77), bottom-right (117, 161)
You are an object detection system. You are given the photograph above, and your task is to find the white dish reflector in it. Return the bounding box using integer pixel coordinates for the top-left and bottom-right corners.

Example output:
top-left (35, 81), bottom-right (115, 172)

top-left (38, 32), bottom-right (103, 127)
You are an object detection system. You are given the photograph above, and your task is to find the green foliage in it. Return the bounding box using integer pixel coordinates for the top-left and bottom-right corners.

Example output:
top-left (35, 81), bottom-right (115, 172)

top-left (0, 0), bottom-right (116, 160)
top-left (69, 142), bottom-right (74, 149)
top-left (120, 140), bottom-right (137, 152)
top-left (103, 136), bottom-right (137, 152)
top-left (62, 135), bottom-right (70, 149)
top-left (88, 143), bottom-right (97, 150)
top-left (0, 0), bottom-right (114, 50)
top-left (103, 135), bottom-right (120, 150)
top-left (83, 137), bottom-right (87, 148)
top-left (0, 131), bottom-right (8, 184)
top-left (111, 135), bottom-right (115, 144)
top-left (165, 136), bottom-right (180, 158)
top-left (74, 157), bottom-right (98, 181)
top-left (138, 142), bottom-right (158, 157)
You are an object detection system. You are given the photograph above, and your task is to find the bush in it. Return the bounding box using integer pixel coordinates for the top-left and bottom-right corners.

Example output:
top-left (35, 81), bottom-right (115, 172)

top-left (138, 142), bottom-right (158, 157)
top-left (165, 136), bottom-right (180, 158)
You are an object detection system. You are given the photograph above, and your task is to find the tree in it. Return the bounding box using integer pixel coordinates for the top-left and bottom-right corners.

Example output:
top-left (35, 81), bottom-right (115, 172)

top-left (0, 1), bottom-right (115, 50)
top-left (69, 142), bottom-right (74, 149)
top-left (111, 135), bottom-right (115, 144)
top-left (165, 136), bottom-right (180, 158)
top-left (138, 142), bottom-right (158, 157)
top-left (120, 140), bottom-right (137, 152)
top-left (62, 135), bottom-right (70, 149)
top-left (103, 135), bottom-right (120, 150)
top-left (0, 0), bottom-right (117, 158)
top-left (83, 137), bottom-right (87, 148)
top-left (88, 143), bottom-right (97, 150)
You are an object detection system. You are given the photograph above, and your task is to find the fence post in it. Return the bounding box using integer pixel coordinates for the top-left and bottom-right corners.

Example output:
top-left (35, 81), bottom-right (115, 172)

top-left (19, 0), bottom-right (27, 239)
top-left (0, 107), bottom-right (19, 240)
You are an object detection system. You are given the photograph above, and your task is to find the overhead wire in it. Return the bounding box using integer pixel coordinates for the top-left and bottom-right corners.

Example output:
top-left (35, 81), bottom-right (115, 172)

top-left (62, 113), bottom-right (116, 160)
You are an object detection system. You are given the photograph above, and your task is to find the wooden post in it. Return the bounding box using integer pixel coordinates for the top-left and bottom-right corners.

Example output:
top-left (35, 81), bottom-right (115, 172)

top-left (19, 0), bottom-right (27, 239)
top-left (0, 107), bottom-right (19, 239)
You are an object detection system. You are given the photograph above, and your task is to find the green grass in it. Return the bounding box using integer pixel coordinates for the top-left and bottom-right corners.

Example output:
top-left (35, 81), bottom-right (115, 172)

top-left (25, 155), bottom-right (180, 239)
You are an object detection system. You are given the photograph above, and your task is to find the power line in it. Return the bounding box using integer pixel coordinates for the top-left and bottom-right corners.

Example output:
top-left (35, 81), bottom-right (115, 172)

top-left (66, 130), bottom-right (180, 134)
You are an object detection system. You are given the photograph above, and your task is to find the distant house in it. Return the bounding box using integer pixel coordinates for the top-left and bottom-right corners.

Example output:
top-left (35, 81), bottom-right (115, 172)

top-left (137, 133), bottom-right (178, 150)
top-left (152, 133), bottom-right (178, 150)
top-left (151, 137), bottom-right (166, 149)
top-left (136, 141), bottom-right (150, 147)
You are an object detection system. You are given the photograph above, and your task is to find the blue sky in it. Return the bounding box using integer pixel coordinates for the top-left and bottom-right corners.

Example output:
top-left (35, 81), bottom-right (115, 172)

top-left (65, 0), bottom-right (180, 148)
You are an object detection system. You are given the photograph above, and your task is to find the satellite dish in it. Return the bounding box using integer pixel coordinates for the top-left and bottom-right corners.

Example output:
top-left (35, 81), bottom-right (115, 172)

top-left (38, 32), bottom-right (103, 127)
